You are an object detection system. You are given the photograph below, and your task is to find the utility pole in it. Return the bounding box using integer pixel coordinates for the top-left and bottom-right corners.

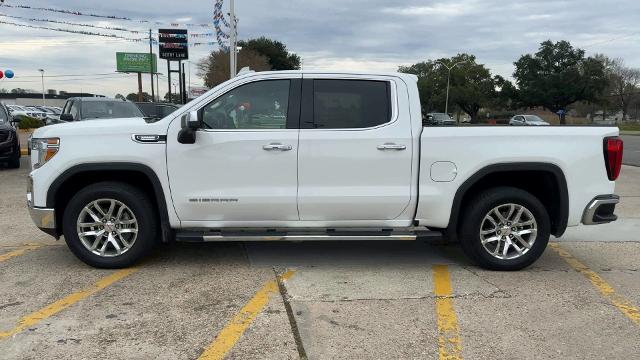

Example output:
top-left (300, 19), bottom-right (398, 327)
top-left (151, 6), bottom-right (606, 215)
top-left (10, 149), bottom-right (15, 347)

top-left (38, 69), bottom-right (45, 106)
top-left (436, 60), bottom-right (466, 116)
top-left (149, 29), bottom-right (155, 102)
top-left (229, 0), bottom-right (237, 78)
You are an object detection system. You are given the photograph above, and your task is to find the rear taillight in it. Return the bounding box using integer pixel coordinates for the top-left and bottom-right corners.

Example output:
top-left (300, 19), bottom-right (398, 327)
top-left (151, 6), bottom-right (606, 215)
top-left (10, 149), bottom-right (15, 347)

top-left (603, 137), bottom-right (623, 181)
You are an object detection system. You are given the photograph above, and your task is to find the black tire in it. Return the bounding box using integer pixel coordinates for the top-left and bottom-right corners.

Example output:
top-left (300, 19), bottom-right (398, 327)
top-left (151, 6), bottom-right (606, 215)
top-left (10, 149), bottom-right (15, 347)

top-left (62, 181), bottom-right (157, 268)
top-left (459, 186), bottom-right (550, 271)
top-left (8, 152), bottom-right (20, 169)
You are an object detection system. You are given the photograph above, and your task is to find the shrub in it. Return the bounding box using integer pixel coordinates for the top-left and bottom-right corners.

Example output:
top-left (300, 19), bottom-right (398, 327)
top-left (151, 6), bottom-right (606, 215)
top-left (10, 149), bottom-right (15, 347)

top-left (16, 115), bottom-right (44, 129)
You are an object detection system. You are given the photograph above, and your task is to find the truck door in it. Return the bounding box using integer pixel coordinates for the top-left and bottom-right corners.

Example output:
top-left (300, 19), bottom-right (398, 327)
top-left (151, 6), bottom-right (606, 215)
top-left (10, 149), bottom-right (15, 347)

top-left (166, 75), bottom-right (302, 223)
top-left (297, 76), bottom-right (413, 221)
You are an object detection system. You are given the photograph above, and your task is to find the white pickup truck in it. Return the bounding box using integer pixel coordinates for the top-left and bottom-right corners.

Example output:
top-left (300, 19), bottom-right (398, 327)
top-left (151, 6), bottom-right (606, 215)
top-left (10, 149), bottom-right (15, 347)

top-left (27, 70), bottom-right (623, 270)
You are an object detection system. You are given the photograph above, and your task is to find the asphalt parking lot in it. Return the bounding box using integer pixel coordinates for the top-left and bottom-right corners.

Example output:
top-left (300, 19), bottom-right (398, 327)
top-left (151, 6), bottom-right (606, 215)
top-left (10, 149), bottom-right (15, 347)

top-left (622, 135), bottom-right (640, 166)
top-left (1, 157), bottom-right (639, 360)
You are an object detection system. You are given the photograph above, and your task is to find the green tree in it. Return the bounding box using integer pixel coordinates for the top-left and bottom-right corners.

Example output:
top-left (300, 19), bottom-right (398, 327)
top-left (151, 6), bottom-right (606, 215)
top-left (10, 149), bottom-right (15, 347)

top-left (197, 48), bottom-right (271, 88)
top-left (513, 40), bottom-right (608, 124)
top-left (238, 37), bottom-right (301, 70)
top-left (398, 61), bottom-right (446, 115)
top-left (400, 53), bottom-right (506, 123)
top-left (164, 91), bottom-right (182, 104)
top-left (126, 92), bottom-right (152, 102)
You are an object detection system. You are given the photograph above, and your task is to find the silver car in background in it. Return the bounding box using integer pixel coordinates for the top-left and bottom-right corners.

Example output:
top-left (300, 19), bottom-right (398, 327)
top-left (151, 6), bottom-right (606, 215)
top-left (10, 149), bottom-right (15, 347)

top-left (509, 115), bottom-right (550, 126)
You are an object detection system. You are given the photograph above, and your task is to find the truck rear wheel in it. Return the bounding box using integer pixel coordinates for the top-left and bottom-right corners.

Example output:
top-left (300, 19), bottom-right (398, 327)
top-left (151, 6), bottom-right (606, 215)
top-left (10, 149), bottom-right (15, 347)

top-left (62, 181), bottom-right (157, 268)
top-left (459, 187), bottom-right (550, 271)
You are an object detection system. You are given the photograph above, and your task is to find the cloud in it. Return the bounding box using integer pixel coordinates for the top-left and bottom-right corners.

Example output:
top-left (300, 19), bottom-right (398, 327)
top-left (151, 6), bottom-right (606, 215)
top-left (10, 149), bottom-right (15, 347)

top-left (0, 0), bottom-right (638, 97)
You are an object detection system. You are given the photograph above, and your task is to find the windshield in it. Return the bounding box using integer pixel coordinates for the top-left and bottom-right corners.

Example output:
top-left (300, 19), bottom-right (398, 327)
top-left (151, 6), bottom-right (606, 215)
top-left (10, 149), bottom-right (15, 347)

top-left (137, 103), bottom-right (177, 118)
top-left (80, 101), bottom-right (144, 120)
top-left (523, 115), bottom-right (545, 122)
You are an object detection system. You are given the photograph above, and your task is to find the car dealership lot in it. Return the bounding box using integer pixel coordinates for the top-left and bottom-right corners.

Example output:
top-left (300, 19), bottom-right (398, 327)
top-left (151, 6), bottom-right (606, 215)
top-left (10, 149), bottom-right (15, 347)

top-left (1, 158), bottom-right (639, 359)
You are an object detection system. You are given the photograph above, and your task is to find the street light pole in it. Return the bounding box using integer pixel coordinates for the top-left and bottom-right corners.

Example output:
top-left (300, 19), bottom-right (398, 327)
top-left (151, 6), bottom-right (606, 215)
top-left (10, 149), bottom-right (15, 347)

top-left (435, 61), bottom-right (465, 115)
top-left (229, 0), bottom-right (237, 78)
top-left (38, 69), bottom-right (45, 106)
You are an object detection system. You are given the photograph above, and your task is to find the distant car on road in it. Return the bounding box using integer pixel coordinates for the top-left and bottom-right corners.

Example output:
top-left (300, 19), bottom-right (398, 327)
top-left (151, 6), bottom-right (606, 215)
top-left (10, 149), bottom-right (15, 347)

top-left (424, 113), bottom-right (456, 126)
top-left (59, 97), bottom-right (144, 122)
top-left (509, 115), bottom-right (550, 126)
top-left (0, 103), bottom-right (20, 168)
top-left (135, 102), bottom-right (179, 120)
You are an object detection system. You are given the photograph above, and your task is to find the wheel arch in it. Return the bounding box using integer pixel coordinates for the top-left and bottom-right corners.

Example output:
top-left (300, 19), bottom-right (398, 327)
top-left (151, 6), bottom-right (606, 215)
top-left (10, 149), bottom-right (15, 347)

top-left (447, 162), bottom-right (569, 238)
top-left (46, 162), bottom-right (173, 242)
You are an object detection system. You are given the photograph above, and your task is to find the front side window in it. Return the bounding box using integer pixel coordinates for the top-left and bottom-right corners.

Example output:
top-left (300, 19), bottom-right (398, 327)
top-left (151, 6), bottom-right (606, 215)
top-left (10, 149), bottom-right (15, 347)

top-left (0, 105), bottom-right (8, 123)
top-left (312, 79), bottom-right (390, 129)
top-left (69, 101), bottom-right (80, 120)
top-left (201, 80), bottom-right (290, 129)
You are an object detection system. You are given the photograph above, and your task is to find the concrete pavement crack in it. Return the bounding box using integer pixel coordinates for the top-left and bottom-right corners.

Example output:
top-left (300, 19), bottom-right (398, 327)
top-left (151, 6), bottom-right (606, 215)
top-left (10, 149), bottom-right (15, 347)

top-left (273, 267), bottom-right (308, 360)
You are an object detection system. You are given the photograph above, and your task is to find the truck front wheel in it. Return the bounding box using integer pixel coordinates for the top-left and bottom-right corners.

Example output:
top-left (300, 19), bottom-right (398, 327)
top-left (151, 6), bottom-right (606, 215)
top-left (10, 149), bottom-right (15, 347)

top-left (62, 181), bottom-right (157, 268)
top-left (459, 187), bottom-right (550, 271)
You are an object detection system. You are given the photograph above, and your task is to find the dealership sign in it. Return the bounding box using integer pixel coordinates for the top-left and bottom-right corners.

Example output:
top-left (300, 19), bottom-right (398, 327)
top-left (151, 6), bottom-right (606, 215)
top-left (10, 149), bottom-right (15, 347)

top-left (116, 52), bottom-right (157, 73)
top-left (159, 29), bottom-right (189, 60)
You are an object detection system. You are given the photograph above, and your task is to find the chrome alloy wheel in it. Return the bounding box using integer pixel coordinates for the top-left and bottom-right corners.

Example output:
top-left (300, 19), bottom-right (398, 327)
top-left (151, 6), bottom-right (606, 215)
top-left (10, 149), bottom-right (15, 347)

top-left (479, 203), bottom-right (537, 260)
top-left (76, 199), bottom-right (138, 257)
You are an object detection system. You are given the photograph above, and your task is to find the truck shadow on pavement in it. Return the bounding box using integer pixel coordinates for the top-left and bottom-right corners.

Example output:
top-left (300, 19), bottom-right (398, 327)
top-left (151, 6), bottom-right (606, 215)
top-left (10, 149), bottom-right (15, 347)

top-left (147, 239), bottom-right (472, 269)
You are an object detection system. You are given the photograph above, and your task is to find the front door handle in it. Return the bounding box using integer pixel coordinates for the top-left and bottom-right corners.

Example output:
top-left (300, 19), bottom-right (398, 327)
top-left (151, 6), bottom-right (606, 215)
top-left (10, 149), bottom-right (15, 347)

top-left (263, 143), bottom-right (292, 151)
top-left (377, 143), bottom-right (406, 151)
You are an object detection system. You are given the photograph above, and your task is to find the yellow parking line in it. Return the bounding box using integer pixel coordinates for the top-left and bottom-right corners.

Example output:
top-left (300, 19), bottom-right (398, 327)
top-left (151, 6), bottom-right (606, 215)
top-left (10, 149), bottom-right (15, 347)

top-left (0, 244), bottom-right (44, 263)
top-left (0, 268), bottom-right (138, 339)
top-left (20, 148), bottom-right (28, 156)
top-left (433, 264), bottom-right (463, 360)
top-left (549, 243), bottom-right (640, 327)
top-left (198, 270), bottom-right (296, 360)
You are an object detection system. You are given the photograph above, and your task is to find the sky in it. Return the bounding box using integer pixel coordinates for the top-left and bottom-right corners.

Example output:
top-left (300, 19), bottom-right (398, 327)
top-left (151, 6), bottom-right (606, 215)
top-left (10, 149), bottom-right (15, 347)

top-left (0, 0), bottom-right (639, 98)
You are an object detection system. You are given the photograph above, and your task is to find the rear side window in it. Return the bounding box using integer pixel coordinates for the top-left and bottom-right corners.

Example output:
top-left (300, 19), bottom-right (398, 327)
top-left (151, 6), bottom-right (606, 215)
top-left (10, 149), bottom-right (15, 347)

top-left (311, 80), bottom-right (391, 129)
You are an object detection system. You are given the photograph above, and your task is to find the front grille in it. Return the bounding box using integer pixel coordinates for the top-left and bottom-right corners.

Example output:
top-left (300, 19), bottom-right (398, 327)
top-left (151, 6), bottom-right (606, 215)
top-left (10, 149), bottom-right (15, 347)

top-left (0, 130), bottom-right (9, 143)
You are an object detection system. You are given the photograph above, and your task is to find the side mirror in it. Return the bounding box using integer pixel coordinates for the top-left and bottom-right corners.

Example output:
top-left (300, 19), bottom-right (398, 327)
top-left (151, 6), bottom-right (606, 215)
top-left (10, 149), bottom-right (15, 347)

top-left (183, 110), bottom-right (200, 130)
top-left (59, 113), bottom-right (74, 121)
top-left (178, 110), bottom-right (200, 144)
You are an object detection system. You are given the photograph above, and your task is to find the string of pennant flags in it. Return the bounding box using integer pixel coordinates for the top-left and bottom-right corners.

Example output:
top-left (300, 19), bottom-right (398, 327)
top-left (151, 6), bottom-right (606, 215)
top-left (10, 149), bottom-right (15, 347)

top-left (0, 3), bottom-right (212, 28)
top-left (0, 13), bottom-right (216, 37)
top-left (0, 1), bottom-right (236, 50)
top-left (0, 19), bottom-right (220, 48)
top-left (213, 0), bottom-right (231, 52)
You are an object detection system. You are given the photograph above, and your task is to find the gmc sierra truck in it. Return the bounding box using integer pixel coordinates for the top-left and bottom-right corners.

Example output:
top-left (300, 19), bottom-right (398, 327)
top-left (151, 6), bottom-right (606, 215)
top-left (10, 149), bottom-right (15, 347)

top-left (27, 70), bottom-right (623, 270)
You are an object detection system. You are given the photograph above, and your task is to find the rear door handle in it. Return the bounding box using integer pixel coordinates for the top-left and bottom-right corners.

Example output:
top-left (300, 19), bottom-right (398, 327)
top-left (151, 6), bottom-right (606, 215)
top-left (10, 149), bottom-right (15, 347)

top-left (377, 143), bottom-right (406, 150)
top-left (263, 143), bottom-right (292, 151)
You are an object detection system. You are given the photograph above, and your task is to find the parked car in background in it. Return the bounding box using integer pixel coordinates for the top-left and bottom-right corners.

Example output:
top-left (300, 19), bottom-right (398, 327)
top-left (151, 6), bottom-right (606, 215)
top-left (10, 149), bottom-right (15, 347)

top-left (424, 112), bottom-right (456, 126)
top-left (23, 106), bottom-right (48, 120)
top-left (59, 97), bottom-right (144, 121)
top-left (35, 106), bottom-right (63, 124)
top-left (135, 102), bottom-right (180, 120)
top-left (509, 115), bottom-right (550, 126)
top-left (0, 103), bottom-right (20, 168)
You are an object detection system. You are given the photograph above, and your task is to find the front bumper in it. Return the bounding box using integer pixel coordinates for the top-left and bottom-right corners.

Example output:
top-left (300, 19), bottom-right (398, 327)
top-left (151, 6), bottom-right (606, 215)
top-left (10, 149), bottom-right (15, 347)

top-left (582, 195), bottom-right (619, 225)
top-left (27, 189), bottom-right (58, 238)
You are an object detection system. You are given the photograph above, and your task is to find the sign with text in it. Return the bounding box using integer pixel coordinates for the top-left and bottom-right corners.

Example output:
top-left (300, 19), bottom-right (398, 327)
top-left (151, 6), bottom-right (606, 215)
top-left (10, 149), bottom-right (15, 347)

top-left (159, 29), bottom-right (189, 60)
top-left (116, 52), bottom-right (157, 73)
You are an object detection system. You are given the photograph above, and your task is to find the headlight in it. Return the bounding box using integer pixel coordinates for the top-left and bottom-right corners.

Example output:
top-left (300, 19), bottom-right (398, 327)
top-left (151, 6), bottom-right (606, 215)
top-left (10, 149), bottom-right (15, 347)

top-left (32, 138), bottom-right (59, 169)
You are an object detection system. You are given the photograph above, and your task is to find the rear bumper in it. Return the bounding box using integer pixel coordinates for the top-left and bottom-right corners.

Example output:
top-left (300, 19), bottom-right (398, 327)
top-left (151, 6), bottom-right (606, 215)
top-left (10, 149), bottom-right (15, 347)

top-left (582, 194), bottom-right (619, 225)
